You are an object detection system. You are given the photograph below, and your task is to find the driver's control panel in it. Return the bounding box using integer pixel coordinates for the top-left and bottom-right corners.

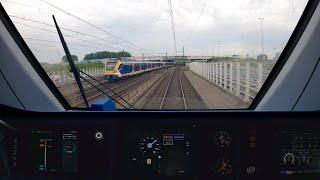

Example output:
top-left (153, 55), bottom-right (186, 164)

top-left (1, 113), bottom-right (320, 179)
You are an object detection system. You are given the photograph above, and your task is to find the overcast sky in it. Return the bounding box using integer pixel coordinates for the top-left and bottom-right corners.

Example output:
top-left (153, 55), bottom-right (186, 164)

top-left (1, 0), bottom-right (309, 63)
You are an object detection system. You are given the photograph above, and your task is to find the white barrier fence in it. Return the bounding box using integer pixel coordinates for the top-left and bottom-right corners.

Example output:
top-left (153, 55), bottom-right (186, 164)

top-left (189, 62), bottom-right (273, 102)
top-left (48, 67), bottom-right (104, 86)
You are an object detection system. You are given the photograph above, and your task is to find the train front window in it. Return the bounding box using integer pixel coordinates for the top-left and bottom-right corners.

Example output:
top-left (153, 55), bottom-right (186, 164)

top-left (106, 64), bottom-right (116, 71)
top-left (1, 0), bottom-right (309, 110)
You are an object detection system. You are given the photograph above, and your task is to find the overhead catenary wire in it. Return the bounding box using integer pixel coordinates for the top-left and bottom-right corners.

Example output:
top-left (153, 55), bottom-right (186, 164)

top-left (9, 15), bottom-right (141, 51)
top-left (9, 15), bottom-right (116, 45)
top-left (23, 37), bottom-right (109, 50)
top-left (4, 0), bottom-right (151, 52)
top-left (185, 0), bottom-right (208, 43)
top-left (38, 0), bottom-right (144, 51)
top-left (2, 0), bottom-right (61, 13)
top-left (24, 37), bottom-right (116, 62)
top-left (6, 2), bottom-right (162, 57)
top-left (15, 21), bottom-right (118, 51)
top-left (24, 37), bottom-right (158, 62)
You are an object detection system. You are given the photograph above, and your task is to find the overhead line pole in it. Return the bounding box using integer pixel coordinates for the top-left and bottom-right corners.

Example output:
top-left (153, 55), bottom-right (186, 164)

top-left (183, 46), bottom-right (185, 63)
top-left (259, 17), bottom-right (264, 55)
top-left (218, 41), bottom-right (221, 57)
top-left (168, 0), bottom-right (177, 55)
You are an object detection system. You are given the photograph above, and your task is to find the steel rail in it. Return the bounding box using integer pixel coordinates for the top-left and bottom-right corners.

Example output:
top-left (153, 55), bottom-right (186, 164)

top-left (179, 71), bottom-right (187, 110)
top-left (67, 69), bottom-right (165, 106)
top-left (159, 68), bottom-right (175, 110)
top-left (72, 68), bottom-right (169, 108)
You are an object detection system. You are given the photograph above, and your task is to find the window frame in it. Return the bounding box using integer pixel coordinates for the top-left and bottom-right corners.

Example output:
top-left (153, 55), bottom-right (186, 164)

top-left (249, 0), bottom-right (320, 109)
top-left (0, 0), bottom-right (319, 111)
top-left (0, 3), bottom-right (73, 110)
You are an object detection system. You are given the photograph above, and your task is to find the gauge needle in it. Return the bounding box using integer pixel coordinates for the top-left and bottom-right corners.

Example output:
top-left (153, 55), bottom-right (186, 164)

top-left (217, 161), bottom-right (227, 172)
top-left (147, 140), bottom-right (157, 149)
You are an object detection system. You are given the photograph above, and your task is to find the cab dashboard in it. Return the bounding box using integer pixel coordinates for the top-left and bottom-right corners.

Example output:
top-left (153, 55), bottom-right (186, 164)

top-left (0, 108), bottom-right (320, 180)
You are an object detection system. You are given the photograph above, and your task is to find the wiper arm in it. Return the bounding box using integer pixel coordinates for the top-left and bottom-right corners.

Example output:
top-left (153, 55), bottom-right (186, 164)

top-left (52, 15), bottom-right (89, 109)
top-left (79, 76), bottom-right (129, 109)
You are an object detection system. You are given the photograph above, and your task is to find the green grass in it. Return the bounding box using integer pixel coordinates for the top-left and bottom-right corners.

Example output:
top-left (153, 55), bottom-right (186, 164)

top-left (76, 62), bottom-right (104, 70)
top-left (41, 62), bottom-right (104, 73)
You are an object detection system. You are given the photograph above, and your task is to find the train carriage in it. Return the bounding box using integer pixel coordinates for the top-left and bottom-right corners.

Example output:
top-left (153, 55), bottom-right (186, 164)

top-left (104, 60), bottom-right (172, 80)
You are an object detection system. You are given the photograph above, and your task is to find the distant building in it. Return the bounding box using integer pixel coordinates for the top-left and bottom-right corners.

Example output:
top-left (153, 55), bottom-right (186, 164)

top-left (232, 54), bottom-right (240, 58)
top-left (257, 54), bottom-right (268, 61)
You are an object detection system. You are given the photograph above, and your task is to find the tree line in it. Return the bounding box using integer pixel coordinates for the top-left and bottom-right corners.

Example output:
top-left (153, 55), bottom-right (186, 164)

top-left (62, 55), bottom-right (78, 62)
top-left (83, 51), bottom-right (131, 60)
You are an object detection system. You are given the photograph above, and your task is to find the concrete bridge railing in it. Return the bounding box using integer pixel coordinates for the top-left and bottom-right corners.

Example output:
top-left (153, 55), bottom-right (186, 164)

top-left (188, 62), bottom-right (273, 102)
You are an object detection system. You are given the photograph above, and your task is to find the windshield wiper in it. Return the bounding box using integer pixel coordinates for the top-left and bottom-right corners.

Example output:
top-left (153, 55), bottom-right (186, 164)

top-left (52, 15), bottom-right (134, 110)
top-left (79, 71), bottom-right (135, 109)
top-left (52, 15), bottom-right (90, 109)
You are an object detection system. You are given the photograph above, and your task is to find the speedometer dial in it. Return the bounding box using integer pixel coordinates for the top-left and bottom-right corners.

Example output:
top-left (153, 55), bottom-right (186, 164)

top-left (63, 141), bottom-right (76, 153)
top-left (215, 157), bottom-right (232, 175)
top-left (139, 136), bottom-right (161, 160)
top-left (215, 131), bottom-right (232, 148)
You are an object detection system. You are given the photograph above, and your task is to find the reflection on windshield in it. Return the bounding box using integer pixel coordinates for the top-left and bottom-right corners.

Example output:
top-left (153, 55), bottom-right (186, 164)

top-left (1, 0), bottom-right (309, 110)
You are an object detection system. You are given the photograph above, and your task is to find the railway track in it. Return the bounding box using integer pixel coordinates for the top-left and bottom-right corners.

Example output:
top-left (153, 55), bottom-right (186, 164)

top-left (64, 66), bottom-right (206, 110)
top-left (65, 72), bottom-right (150, 102)
top-left (159, 67), bottom-right (187, 110)
top-left (139, 66), bottom-right (207, 110)
top-left (69, 68), bottom-right (169, 108)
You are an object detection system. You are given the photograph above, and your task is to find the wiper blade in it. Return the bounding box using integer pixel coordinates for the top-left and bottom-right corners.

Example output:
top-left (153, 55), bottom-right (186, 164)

top-left (52, 15), bottom-right (89, 109)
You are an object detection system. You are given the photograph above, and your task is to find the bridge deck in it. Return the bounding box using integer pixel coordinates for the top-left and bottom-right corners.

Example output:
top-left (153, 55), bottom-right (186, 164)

top-left (184, 70), bottom-right (249, 109)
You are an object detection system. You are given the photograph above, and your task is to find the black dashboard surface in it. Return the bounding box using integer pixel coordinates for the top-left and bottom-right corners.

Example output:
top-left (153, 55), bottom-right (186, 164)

top-left (0, 108), bottom-right (320, 180)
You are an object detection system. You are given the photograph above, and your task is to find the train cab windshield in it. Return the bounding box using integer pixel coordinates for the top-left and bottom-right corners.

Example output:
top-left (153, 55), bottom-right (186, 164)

top-left (0, 0), bottom-right (310, 111)
top-left (106, 63), bottom-right (116, 71)
top-left (1, 1), bottom-right (320, 180)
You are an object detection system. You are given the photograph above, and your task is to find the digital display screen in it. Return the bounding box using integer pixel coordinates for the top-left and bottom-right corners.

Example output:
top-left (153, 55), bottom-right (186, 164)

top-left (161, 134), bottom-right (192, 176)
top-left (31, 130), bottom-right (78, 174)
top-left (280, 130), bottom-right (320, 176)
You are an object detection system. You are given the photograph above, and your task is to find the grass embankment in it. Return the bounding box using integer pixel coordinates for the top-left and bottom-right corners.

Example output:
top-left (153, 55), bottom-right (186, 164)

top-left (41, 62), bottom-right (104, 73)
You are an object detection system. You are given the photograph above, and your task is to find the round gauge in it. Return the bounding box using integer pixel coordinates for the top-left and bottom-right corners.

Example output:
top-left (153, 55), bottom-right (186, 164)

top-left (215, 131), bottom-right (232, 148)
top-left (296, 151), bottom-right (311, 165)
top-left (282, 152), bottom-right (295, 165)
top-left (139, 136), bottom-right (161, 159)
top-left (215, 157), bottom-right (232, 175)
top-left (63, 141), bottom-right (76, 153)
